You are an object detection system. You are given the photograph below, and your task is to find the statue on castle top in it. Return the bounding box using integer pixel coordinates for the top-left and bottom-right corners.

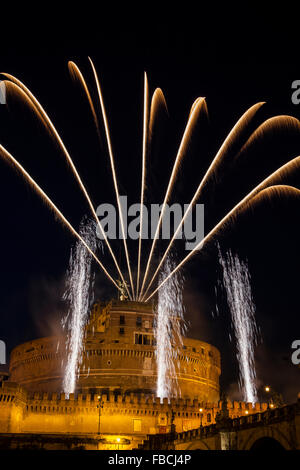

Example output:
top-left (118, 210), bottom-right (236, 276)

top-left (117, 279), bottom-right (129, 301)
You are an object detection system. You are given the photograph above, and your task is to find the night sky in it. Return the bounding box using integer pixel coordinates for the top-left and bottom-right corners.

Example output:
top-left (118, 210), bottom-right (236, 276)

top-left (0, 14), bottom-right (299, 403)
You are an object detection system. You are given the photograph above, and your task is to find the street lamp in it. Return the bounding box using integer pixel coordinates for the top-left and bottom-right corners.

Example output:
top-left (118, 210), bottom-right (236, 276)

top-left (263, 385), bottom-right (284, 408)
top-left (170, 410), bottom-right (176, 435)
top-left (264, 386), bottom-right (273, 409)
top-left (97, 395), bottom-right (104, 435)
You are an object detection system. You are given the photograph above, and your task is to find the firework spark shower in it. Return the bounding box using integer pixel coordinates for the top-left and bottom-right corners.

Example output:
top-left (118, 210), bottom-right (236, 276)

top-left (155, 255), bottom-right (186, 399)
top-left (62, 218), bottom-right (96, 395)
top-left (219, 248), bottom-right (259, 403)
top-left (0, 63), bottom-right (299, 404)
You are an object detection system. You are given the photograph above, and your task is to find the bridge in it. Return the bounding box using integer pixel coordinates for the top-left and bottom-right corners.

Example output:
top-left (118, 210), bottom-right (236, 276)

top-left (142, 396), bottom-right (300, 450)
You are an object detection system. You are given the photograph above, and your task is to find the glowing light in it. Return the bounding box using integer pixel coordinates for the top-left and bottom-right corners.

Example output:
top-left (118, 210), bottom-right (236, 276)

top-left (2, 66), bottom-right (300, 404)
top-left (88, 57), bottom-right (135, 299)
top-left (1, 75), bottom-right (130, 299)
top-left (62, 218), bottom-right (96, 395)
top-left (218, 248), bottom-right (258, 404)
top-left (139, 97), bottom-right (208, 299)
top-left (136, 72), bottom-right (149, 298)
top-left (68, 61), bottom-right (102, 141)
top-left (155, 255), bottom-right (186, 400)
top-left (265, 386), bottom-right (270, 393)
top-left (148, 88), bottom-right (168, 142)
top-left (237, 115), bottom-right (300, 158)
top-left (0, 143), bottom-right (120, 291)
top-left (141, 103), bottom-right (265, 300)
top-left (146, 153), bottom-right (300, 302)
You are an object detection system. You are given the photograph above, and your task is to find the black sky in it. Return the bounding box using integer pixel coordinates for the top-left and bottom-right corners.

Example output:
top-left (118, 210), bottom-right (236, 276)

top-left (0, 12), bottom-right (299, 402)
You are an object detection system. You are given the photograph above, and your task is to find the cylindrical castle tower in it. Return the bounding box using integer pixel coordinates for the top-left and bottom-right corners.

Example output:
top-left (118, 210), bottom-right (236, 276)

top-left (9, 300), bottom-right (221, 402)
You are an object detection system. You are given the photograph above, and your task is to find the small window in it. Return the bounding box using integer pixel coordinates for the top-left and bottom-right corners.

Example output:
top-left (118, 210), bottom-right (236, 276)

top-left (207, 413), bottom-right (211, 423)
top-left (135, 334), bottom-right (143, 345)
top-left (201, 348), bottom-right (205, 354)
top-left (120, 315), bottom-right (125, 325)
top-left (143, 335), bottom-right (150, 345)
top-left (192, 347), bottom-right (196, 352)
top-left (136, 316), bottom-right (142, 327)
top-left (119, 327), bottom-right (125, 335)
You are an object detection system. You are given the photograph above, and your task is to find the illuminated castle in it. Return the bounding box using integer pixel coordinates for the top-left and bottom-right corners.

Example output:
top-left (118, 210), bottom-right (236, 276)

top-left (0, 300), bottom-right (267, 450)
top-left (9, 300), bottom-right (220, 400)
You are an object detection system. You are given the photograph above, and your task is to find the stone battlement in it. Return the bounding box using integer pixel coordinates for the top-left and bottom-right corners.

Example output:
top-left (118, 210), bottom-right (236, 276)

top-left (0, 381), bottom-right (270, 447)
top-left (0, 382), bottom-right (268, 415)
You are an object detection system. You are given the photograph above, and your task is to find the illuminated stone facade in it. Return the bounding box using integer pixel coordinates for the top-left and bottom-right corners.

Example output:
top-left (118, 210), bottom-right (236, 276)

top-left (1, 299), bottom-right (260, 450)
top-left (9, 300), bottom-right (221, 402)
top-left (0, 381), bottom-right (268, 450)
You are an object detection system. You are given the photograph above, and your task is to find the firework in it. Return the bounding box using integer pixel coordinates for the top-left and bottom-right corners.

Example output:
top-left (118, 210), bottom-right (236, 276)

top-left (139, 96), bottom-right (208, 299)
top-left (62, 218), bottom-right (96, 396)
top-left (218, 247), bottom-right (258, 404)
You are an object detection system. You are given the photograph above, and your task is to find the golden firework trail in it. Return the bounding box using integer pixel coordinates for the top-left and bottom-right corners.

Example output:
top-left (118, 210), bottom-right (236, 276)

top-left (136, 72), bottom-right (149, 298)
top-left (235, 184), bottom-right (300, 211)
top-left (145, 154), bottom-right (300, 301)
top-left (138, 96), bottom-right (208, 299)
top-left (1, 75), bottom-right (132, 299)
top-left (136, 87), bottom-right (168, 298)
top-left (0, 143), bottom-right (121, 292)
top-left (141, 102), bottom-right (265, 300)
top-left (2, 67), bottom-right (300, 304)
top-left (88, 57), bottom-right (135, 299)
top-left (68, 61), bottom-right (102, 140)
top-left (236, 115), bottom-right (300, 158)
top-left (148, 88), bottom-right (168, 142)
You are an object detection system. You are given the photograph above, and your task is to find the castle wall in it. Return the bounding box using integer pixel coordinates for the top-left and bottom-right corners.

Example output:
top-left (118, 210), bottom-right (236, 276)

top-left (2, 300), bottom-right (224, 448)
top-left (9, 336), bottom-right (65, 393)
top-left (0, 381), bottom-right (268, 449)
top-left (8, 300), bottom-right (221, 401)
top-left (0, 383), bottom-right (26, 433)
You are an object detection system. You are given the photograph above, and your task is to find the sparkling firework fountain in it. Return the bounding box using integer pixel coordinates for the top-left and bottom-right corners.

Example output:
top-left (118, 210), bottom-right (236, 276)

top-left (218, 248), bottom-right (258, 403)
top-left (61, 218), bottom-right (96, 396)
top-left (0, 62), bottom-right (299, 398)
top-left (155, 255), bottom-right (186, 399)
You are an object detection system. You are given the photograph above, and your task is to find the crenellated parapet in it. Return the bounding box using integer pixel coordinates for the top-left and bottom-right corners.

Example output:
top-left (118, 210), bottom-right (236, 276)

top-left (16, 387), bottom-right (268, 419)
top-left (0, 381), bottom-right (271, 440)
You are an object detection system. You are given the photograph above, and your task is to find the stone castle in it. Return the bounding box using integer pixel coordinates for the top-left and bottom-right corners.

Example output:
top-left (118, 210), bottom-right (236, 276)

top-left (0, 299), bottom-right (276, 450)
